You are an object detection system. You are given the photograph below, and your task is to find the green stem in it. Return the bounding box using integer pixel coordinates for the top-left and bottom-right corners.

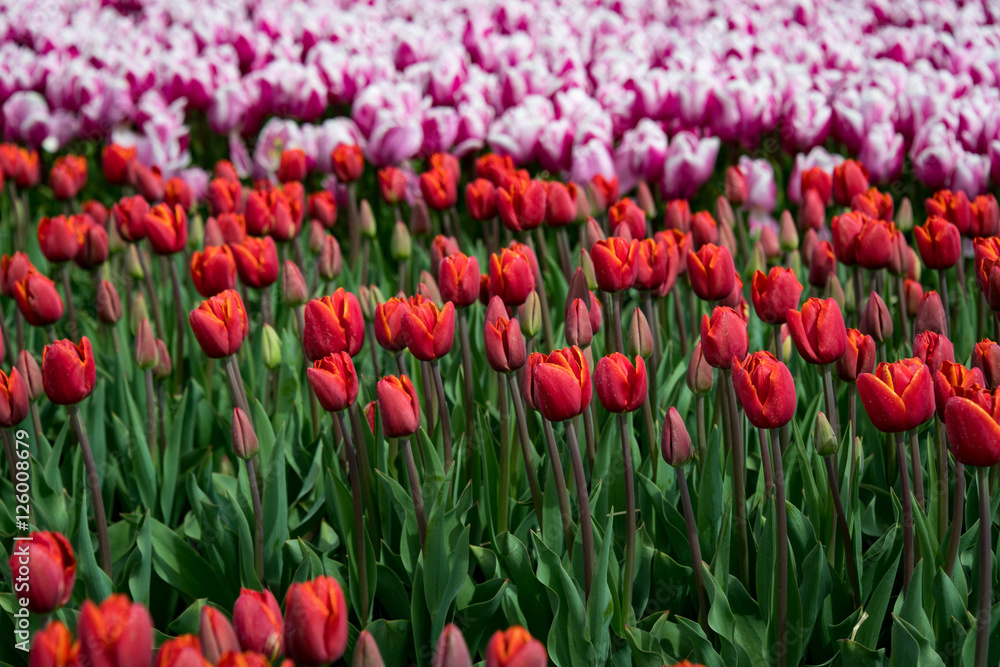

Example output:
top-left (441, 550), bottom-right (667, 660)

top-left (618, 414), bottom-right (637, 621)
top-left (945, 462), bottom-right (965, 577)
top-left (772, 428), bottom-right (788, 667)
top-left (508, 374), bottom-right (544, 530)
top-left (909, 428), bottom-right (925, 512)
top-left (567, 421), bottom-right (595, 601)
top-left (497, 371), bottom-right (510, 535)
top-left (431, 361), bottom-right (453, 469)
top-left (677, 466), bottom-right (710, 636)
top-left (168, 260), bottom-right (185, 394)
top-left (144, 369), bottom-right (158, 461)
top-left (458, 311), bottom-right (476, 476)
top-left (70, 406), bottom-right (112, 577)
top-left (401, 437), bottom-right (427, 550)
top-left (338, 411), bottom-right (370, 625)
top-left (825, 455), bottom-right (860, 606)
top-left (612, 292), bottom-right (624, 355)
top-left (757, 427), bottom-right (774, 497)
top-left (724, 369), bottom-right (750, 586)
top-left (893, 433), bottom-right (914, 593)
top-left (543, 418), bottom-right (574, 555)
top-left (975, 466), bottom-right (991, 667)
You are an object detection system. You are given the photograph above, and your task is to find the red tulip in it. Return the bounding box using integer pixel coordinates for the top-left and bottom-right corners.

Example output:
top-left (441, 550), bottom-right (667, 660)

top-left (49, 155), bottom-right (87, 201)
top-left (731, 351), bottom-right (797, 429)
top-left (594, 352), bottom-right (647, 413)
top-left (945, 388), bottom-right (1000, 467)
top-left (37, 216), bottom-right (80, 263)
top-left (497, 178), bottom-right (547, 232)
top-left (489, 248), bottom-right (535, 307)
top-left (429, 235), bottom-right (460, 279)
top-left (633, 238), bottom-right (669, 291)
top-left (2, 252), bottom-right (36, 298)
top-left (661, 406), bottom-right (694, 467)
top-left (851, 187), bottom-right (893, 221)
top-left (725, 166), bottom-right (749, 206)
top-left (465, 179), bottom-right (497, 221)
top-left (590, 175), bottom-right (619, 212)
top-left (545, 181), bottom-right (578, 226)
top-left (836, 328), bottom-right (876, 382)
top-left (972, 339), bottom-right (1000, 389)
top-left (564, 297), bottom-right (594, 348)
top-left (914, 216), bottom-right (960, 270)
top-left (131, 164), bottom-right (164, 202)
top-left (189, 290), bottom-right (249, 359)
top-left (664, 199), bottom-right (691, 233)
top-left (190, 246), bottom-right (237, 298)
top-left (854, 217), bottom-right (893, 270)
top-left (905, 278), bottom-right (924, 316)
top-left (799, 187), bottom-right (827, 232)
top-left (969, 194), bottom-right (999, 237)
top-left (8, 531), bottom-right (75, 613)
top-left (402, 297), bottom-right (455, 361)
top-left (144, 204), bottom-right (188, 255)
top-left (485, 626), bottom-right (547, 667)
top-left (433, 623), bottom-right (473, 667)
top-left (214, 651), bottom-right (271, 667)
top-left (609, 198), bottom-right (646, 239)
top-left (832, 159), bottom-right (869, 206)
top-left (276, 148), bottom-right (307, 183)
top-left (439, 253), bottom-right (480, 307)
top-left (96, 280), bottom-right (122, 324)
top-left (307, 352), bottom-right (360, 412)
top-left (420, 167), bottom-right (458, 211)
top-left (0, 366), bottom-right (28, 427)
top-left (860, 292), bottom-right (893, 342)
top-left (331, 144), bottom-right (364, 183)
top-left (77, 594), bottom-right (153, 667)
top-left (484, 296), bottom-right (526, 373)
top-left (376, 375), bottom-right (421, 437)
top-left (751, 267), bottom-right (803, 325)
top-left (163, 177), bottom-right (193, 212)
top-left (231, 236), bottom-right (279, 288)
top-left (475, 154), bottom-right (515, 185)
top-left (687, 243), bottom-right (735, 302)
top-left (857, 358), bottom-right (935, 433)
top-left (308, 191), bottom-right (337, 229)
top-left (14, 273), bottom-right (64, 327)
top-left (199, 606), bottom-right (240, 663)
top-left (374, 298), bottom-right (411, 353)
top-left (802, 167), bottom-right (833, 204)
top-left (699, 306), bottom-right (748, 370)
top-left (156, 635), bottom-right (210, 667)
top-left (935, 361), bottom-right (987, 421)
top-left (75, 218), bottom-right (109, 270)
top-left (914, 291), bottom-right (947, 337)
top-left (41, 337), bottom-right (95, 405)
top-left (208, 178), bottom-right (242, 217)
top-left (787, 297), bottom-right (847, 365)
top-left (690, 211), bottom-right (718, 249)
top-left (974, 236), bottom-right (1000, 310)
top-left (212, 213), bottom-right (246, 246)
top-left (830, 211), bottom-right (865, 266)
top-left (232, 588), bottom-right (284, 660)
top-left (378, 167), bottom-right (407, 206)
top-left (28, 620), bottom-right (78, 667)
top-left (926, 189), bottom-right (973, 235)
top-left (245, 188), bottom-right (299, 241)
top-left (302, 289), bottom-right (365, 361)
top-left (591, 237), bottom-right (639, 293)
top-left (524, 346), bottom-right (592, 422)
top-left (102, 144), bottom-right (137, 185)
top-left (283, 575), bottom-right (349, 665)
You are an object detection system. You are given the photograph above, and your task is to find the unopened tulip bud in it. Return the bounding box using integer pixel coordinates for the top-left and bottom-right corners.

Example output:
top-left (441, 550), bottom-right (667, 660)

top-left (814, 411), bottom-right (837, 456)
top-left (97, 280), bottom-right (123, 324)
top-left (188, 213), bottom-right (204, 249)
top-left (319, 235), bottom-right (343, 280)
top-left (391, 221), bottom-right (411, 260)
top-left (895, 196), bottom-right (913, 232)
top-left (359, 199), bottom-right (376, 238)
top-left (779, 210), bottom-right (798, 252)
top-left (308, 220), bottom-right (326, 254)
top-left (282, 261), bottom-right (308, 307)
top-left (520, 291), bottom-right (542, 338)
top-left (578, 249), bottom-right (597, 290)
top-left (232, 407), bottom-right (258, 459)
top-left (16, 350), bottom-right (42, 400)
top-left (914, 291), bottom-right (946, 336)
top-left (748, 243), bottom-right (768, 276)
top-left (418, 271), bottom-right (443, 308)
top-left (801, 228), bottom-right (819, 268)
top-left (636, 181), bottom-right (656, 219)
top-left (433, 623), bottom-right (472, 667)
top-left (718, 217), bottom-right (738, 256)
top-left (575, 183), bottom-right (591, 222)
top-left (130, 293), bottom-right (149, 335)
top-left (107, 221), bottom-right (126, 253)
top-left (204, 217), bottom-right (224, 248)
top-left (715, 195), bottom-right (735, 229)
top-left (627, 307), bottom-right (653, 358)
top-left (153, 340), bottom-right (171, 380)
top-left (908, 248), bottom-right (921, 282)
top-left (661, 406), bottom-right (693, 467)
top-left (200, 605), bottom-right (240, 663)
top-left (905, 278), bottom-right (923, 316)
top-left (565, 298), bottom-right (594, 348)
top-left (352, 630), bottom-right (385, 667)
top-left (410, 200), bottom-right (431, 236)
top-left (860, 292), bottom-right (893, 342)
top-left (787, 250), bottom-right (802, 282)
top-left (262, 324), bottom-right (282, 370)
top-left (585, 217), bottom-right (605, 249)
top-left (126, 245), bottom-right (144, 279)
top-left (135, 318), bottom-right (157, 369)
top-left (687, 342), bottom-right (714, 396)
top-left (725, 166), bottom-right (749, 206)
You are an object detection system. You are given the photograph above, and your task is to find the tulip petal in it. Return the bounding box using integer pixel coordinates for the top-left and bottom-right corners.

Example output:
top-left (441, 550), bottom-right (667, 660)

top-left (857, 372), bottom-right (908, 432)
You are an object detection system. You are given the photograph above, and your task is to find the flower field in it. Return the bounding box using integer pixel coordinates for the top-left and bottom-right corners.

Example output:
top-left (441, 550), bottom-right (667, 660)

top-left (1, 0), bottom-right (1000, 665)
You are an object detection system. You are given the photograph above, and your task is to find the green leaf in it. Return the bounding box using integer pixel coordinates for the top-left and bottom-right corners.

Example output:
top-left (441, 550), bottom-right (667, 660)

top-left (585, 512), bottom-right (614, 666)
top-left (532, 532), bottom-right (594, 667)
top-left (75, 478), bottom-right (112, 603)
top-left (150, 519), bottom-right (229, 605)
top-left (128, 510), bottom-right (153, 606)
top-left (494, 531), bottom-right (551, 640)
top-left (260, 414), bottom-right (287, 584)
top-left (839, 639), bottom-right (885, 667)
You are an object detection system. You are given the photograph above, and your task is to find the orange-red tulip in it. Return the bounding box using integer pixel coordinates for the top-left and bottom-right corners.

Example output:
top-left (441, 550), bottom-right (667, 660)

top-left (377, 375), bottom-right (421, 437)
top-left (208, 178), bottom-right (242, 217)
top-left (832, 159), bottom-right (869, 206)
top-left (591, 237), bottom-right (639, 293)
top-left (156, 635), bottom-right (210, 667)
top-left (302, 289), bottom-right (365, 361)
top-left (37, 215), bottom-right (80, 263)
top-left (41, 337), bottom-right (95, 405)
top-left (594, 352), bottom-right (647, 413)
top-left (27, 620), bottom-right (78, 667)
top-left (732, 351), bottom-right (797, 429)
top-left (484, 296), bottom-right (526, 373)
top-left (189, 290), bottom-right (249, 359)
top-left (484, 626), bottom-right (547, 667)
top-left (77, 595), bottom-right (153, 667)
top-left (687, 243), bottom-right (735, 302)
top-left (190, 245), bottom-right (237, 297)
top-left (751, 267), bottom-right (803, 325)
top-left (787, 297), bottom-right (847, 365)
top-left (8, 531), bottom-right (75, 613)
top-left (497, 178), bottom-right (546, 232)
top-left (231, 236), bottom-right (279, 288)
top-left (935, 361), bottom-right (987, 421)
top-left (524, 346), bottom-right (592, 421)
top-left (307, 352), bottom-right (359, 412)
top-left (332, 144), bottom-right (364, 183)
top-left (233, 587), bottom-right (283, 660)
top-left (857, 358), bottom-right (935, 433)
top-left (945, 387), bottom-right (1000, 467)
top-left (914, 216), bottom-right (961, 270)
top-left (102, 144), bottom-right (136, 186)
top-left (439, 253), bottom-right (480, 307)
top-left (489, 248), bottom-right (535, 306)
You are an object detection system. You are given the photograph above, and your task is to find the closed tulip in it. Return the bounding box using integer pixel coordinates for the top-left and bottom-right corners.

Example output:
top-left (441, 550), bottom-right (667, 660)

top-left (303, 289), bottom-right (365, 361)
top-left (430, 236), bottom-right (461, 278)
top-left (332, 144), bottom-right (365, 183)
top-left (661, 406), bottom-right (693, 467)
top-left (42, 337), bottom-right (96, 405)
top-left (439, 253), bottom-right (480, 307)
top-left (904, 278), bottom-right (924, 316)
top-left (497, 178), bottom-right (546, 232)
top-left (565, 298), bottom-right (593, 348)
top-left (37, 216), bottom-right (80, 263)
top-left (377, 375), bottom-right (421, 437)
top-left (14, 273), bottom-right (64, 327)
top-left (725, 166), bottom-right (749, 205)
top-left (82, 199), bottom-right (108, 228)
top-left (307, 352), bottom-right (359, 412)
top-left (832, 159), bottom-right (869, 206)
top-left (485, 626), bottom-right (547, 667)
top-left (690, 211), bottom-right (718, 249)
top-left (231, 236), bottom-right (279, 288)
top-left (144, 204), bottom-right (188, 255)
top-left (420, 167), bottom-right (457, 211)
top-left (970, 194), bottom-right (1000, 238)
top-left (378, 167), bottom-right (407, 206)
top-left (935, 361), bottom-right (987, 420)
top-left (594, 353), bottom-right (647, 413)
top-left (830, 211), bottom-right (864, 266)
top-left (545, 181), bottom-right (577, 227)
top-left (190, 246), bottom-right (237, 297)
top-left (277, 148), bottom-right (307, 183)
top-left (591, 237), bottom-right (639, 293)
top-left (199, 606), bottom-right (240, 663)
top-left (283, 575), bottom-right (348, 665)
top-left (75, 219), bottom-right (109, 270)
top-left (153, 340), bottom-right (171, 380)
top-left (913, 291), bottom-right (947, 337)
top-left (732, 352), bottom-right (797, 429)
top-left (854, 217), bottom-right (893, 270)
top-left (836, 329), bottom-right (876, 382)
top-left (132, 164), bottom-right (164, 202)
top-left (112, 195), bottom-right (150, 242)
top-left (0, 367), bottom-right (29, 427)
top-left (699, 306), bottom-right (748, 370)
top-left (787, 298), bottom-right (847, 365)
top-left (49, 155), bottom-right (87, 201)
top-left (972, 339), bottom-right (1000, 389)
top-left (799, 188), bottom-right (826, 232)
top-left (7, 531), bottom-right (75, 613)
top-left (687, 342), bottom-right (714, 395)
top-left (232, 588), bottom-right (283, 660)
top-left (687, 244), bottom-right (735, 302)
top-left (975, 237), bottom-right (1000, 310)
top-left (403, 297), bottom-right (455, 361)
top-left (281, 260), bottom-right (309, 308)
top-left (664, 199), bottom-right (691, 233)
top-left (857, 358), bottom-right (935, 433)
top-left (156, 635), bottom-right (210, 667)
top-left (609, 199), bottom-right (646, 239)
top-left (374, 298), bottom-right (411, 353)
top-left (135, 318), bottom-right (158, 370)
top-left (216, 213), bottom-right (248, 246)
top-left (860, 292), bottom-right (893, 342)
top-left (484, 296), bottom-right (526, 373)
top-left (945, 388), bottom-right (1000, 467)
top-left (77, 595), bottom-right (153, 667)
top-left (633, 238), bottom-right (669, 291)
top-left (489, 248), bottom-right (535, 307)
top-left (352, 630), bottom-right (386, 667)
top-left (102, 144), bottom-right (136, 185)
top-left (245, 188), bottom-right (298, 241)
top-left (914, 216), bottom-right (960, 270)
top-left (433, 624), bottom-right (473, 667)
top-left (525, 346), bottom-right (592, 422)
top-left (751, 267), bottom-right (803, 325)
top-left (318, 235), bottom-right (343, 280)
top-left (164, 177), bottom-right (193, 212)
top-left (2, 252), bottom-right (36, 298)
top-left (308, 191), bottom-right (337, 229)
top-left (189, 290), bottom-right (249, 359)
top-left (465, 179), bottom-right (497, 221)
top-left (208, 178), bottom-right (242, 217)
top-left (28, 620), bottom-right (78, 667)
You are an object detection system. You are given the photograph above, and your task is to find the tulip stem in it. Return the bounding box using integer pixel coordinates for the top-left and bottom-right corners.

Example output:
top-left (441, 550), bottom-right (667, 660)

top-left (497, 371), bottom-right (511, 535)
top-left (458, 310), bottom-right (476, 474)
top-left (852, 266), bottom-right (863, 328)
top-left (892, 432), bottom-right (914, 593)
top-left (677, 465), bottom-right (710, 636)
top-left (822, 366), bottom-right (840, 446)
top-left (723, 369), bottom-right (750, 586)
top-left (584, 402), bottom-right (597, 477)
top-left (137, 245), bottom-right (165, 342)
top-left (348, 402), bottom-right (380, 554)
top-left (395, 351), bottom-right (407, 377)
top-left (337, 411), bottom-right (370, 625)
top-left (824, 454), bottom-right (860, 606)
top-left (757, 427), bottom-right (774, 497)
top-left (939, 269), bottom-right (952, 339)
top-left (244, 457), bottom-right (265, 583)
top-left (909, 429), bottom-right (925, 511)
top-left (526, 235), bottom-right (555, 351)
top-left (771, 427), bottom-right (788, 667)
top-left (70, 405), bottom-right (112, 577)
top-left (673, 289), bottom-right (689, 357)
top-left (945, 462), bottom-right (965, 577)
top-left (347, 183), bottom-right (360, 268)
top-left (144, 369), bottom-right (157, 461)
top-left (400, 437), bottom-right (427, 550)
top-left (696, 396), bottom-right (707, 470)
top-left (168, 261), bottom-right (185, 394)
top-left (935, 419), bottom-right (948, 539)
top-left (612, 293), bottom-right (624, 355)
top-left (976, 466), bottom-right (992, 667)
top-left (557, 228), bottom-right (573, 281)
top-left (642, 397), bottom-right (658, 479)
top-left (29, 403), bottom-right (42, 444)
top-left (896, 276), bottom-right (911, 346)
top-left (508, 374), bottom-right (544, 530)
top-left (60, 264), bottom-right (78, 340)
top-left (566, 421), bottom-right (595, 601)
top-left (735, 207), bottom-right (750, 264)
top-left (644, 292), bottom-right (661, 405)
top-left (543, 418), bottom-right (574, 555)
top-left (1, 429), bottom-right (18, 489)
top-left (618, 414), bottom-right (637, 622)
top-left (431, 362), bottom-right (453, 469)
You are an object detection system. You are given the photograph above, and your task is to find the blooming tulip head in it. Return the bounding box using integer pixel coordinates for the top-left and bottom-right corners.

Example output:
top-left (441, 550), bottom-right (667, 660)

top-left (332, 144), bottom-right (365, 183)
top-left (854, 217), bottom-right (894, 270)
top-left (37, 215), bottom-right (80, 263)
top-left (144, 204), bottom-right (188, 255)
top-left (489, 248), bottom-right (535, 307)
top-left (700, 307), bottom-right (748, 370)
top-left (594, 353), bottom-right (647, 413)
top-left (49, 155), bottom-right (87, 201)
top-left (439, 253), bottom-right (480, 308)
top-left (751, 267), bottom-right (803, 325)
top-left (7, 531), bottom-right (75, 614)
top-left (545, 181), bottom-right (578, 227)
top-left (376, 375), bottom-right (421, 438)
top-left (687, 244), bottom-right (735, 302)
top-left (189, 290), bottom-right (249, 359)
top-left (633, 237), bottom-right (670, 292)
top-left (75, 218), bottom-right (109, 270)
top-left (309, 191), bottom-right (337, 228)
top-left (278, 148), bottom-right (307, 183)
top-left (484, 296), bottom-right (526, 373)
top-left (303, 289), bottom-right (365, 361)
top-left (934, 361), bottom-right (987, 421)
top-left (374, 298), bottom-right (411, 353)
top-left (832, 159), bottom-right (869, 206)
top-left (14, 273), bottom-right (64, 327)
top-left (609, 198), bottom-right (647, 239)
top-left (732, 352), bottom-right (797, 429)
top-left (307, 352), bottom-right (359, 413)
top-left (1, 251), bottom-right (36, 298)
top-left (42, 337), bottom-right (96, 405)
top-left (857, 358), bottom-right (935, 433)
top-left (156, 635), bottom-right (210, 667)
top-left (420, 167), bottom-right (458, 211)
top-left (208, 178), bottom-right (242, 217)
top-left (402, 297), bottom-right (455, 362)
top-left (284, 575), bottom-right (349, 665)
top-left (497, 178), bottom-right (547, 232)
top-left (591, 237), bottom-right (639, 293)
top-left (485, 626), bottom-right (547, 667)
top-left (914, 216), bottom-right (961, 270)
top-left (466, 178), bottom-right (497, 221)
top-left (525, 346), bottom-right (592, 422)
top-left (103, 144), bottom-right (136, 185)
top-left (787, 298), bottom-right (847, 366)
top-left (27, 620), bottom-right (78, 667)
top-left (836, 329), bottom-right (876, 383)
top-left (231, 236), bottom-right (279, 288)
top-left (77, 595), bottom-right (153, 667)
top-left (944, 387), bottom-right (1000, 467)
top-left (972, 339), bottom-right (1000, 390)
top-left (0, 359), bottom-right (28, 428)
top-left (232, 588), bottom-right (283, 660)
top-left (245, 188), bottom-right (298, 241)
top-left (190, 246), bottom-right (237, 298)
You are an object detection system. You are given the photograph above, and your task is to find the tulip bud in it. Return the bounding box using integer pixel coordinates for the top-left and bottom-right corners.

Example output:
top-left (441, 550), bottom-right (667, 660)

top-left (814, 412), bottom-right (837, 456)
top-left (914, 290), bottom-right (947, 336)
top-left (6, 531), bottom-right (75, 613)
top-left (895, 196), bottom-right (913, 232)
top-left (352, 630), bottom-right (386, 667)
top-left (717, 216), bottom-right (738, 257)
top-left (153, 340), bottom-right (171, 380)
top-left (362, 285), bottom-right (384, 322)
top-left (391, 221), bottom-right (412, 260)
top-left (318, 235), bottom-right (343, 280)
top-left (661, 406), bottom-right (693, 467)
top-left (565, 298), bottom-right (594, 348)
top-left (787, 250), bottom-right (802, 282)
top-left (78, 596), bottom-right (153, 667)
top-left (359, 199), bottom-right (376, 238)
top-left (232, 587), bottom-right (283, 659)
top-left (135, 318), bottom-right (158, 370)
top-left (860, 292), bottom-right (893, 342)
top-left (779, 210), bottom-right (798, 251)
top-left (16, 350), bottom-right (42, 401)
top-left (575, 183), bottom-right (591, 222)
top-left (636, 181), bottom-right (656, 219)
top-left (410, 200), bottom-right (431, 236)
top-left (627, 307), bottom-right (653, 358)
top-left (96, 280), bottom-right (123, 324)
top-left (908, 251), bottom-right (921, 282)
top-left (308, 220), bottom-right (326, 254)
top-left (578, 249), bottom-right (597, 290)
top-left (585, 217), bottom-right (605, 249)
top-left (747, 243), bottom-right (768, 277)
top-left (725, 166), bottom-right (749, 206)
top-left (519, 291), bottom-right (542, 338)
top-left (687, 342), bottom-right (714, 395)
top-left (282, 261), bottom-right (308, 307)
top-left (418, 271), bottom-right (444, 308)
top-left (200, 605), bottom-right (240, 663)
top-left (188, 213), bottom-right (204, 249)
top-left (433, 624), bottom-right (473, 667)
top-left (261, 324), bottom-right (282, 371)
top-left (232, 407), bottom-right (259, 460)
top-left (130, 293), bottom-right (149, 335)
top-left (126, 245), bottom-right (144, 279)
